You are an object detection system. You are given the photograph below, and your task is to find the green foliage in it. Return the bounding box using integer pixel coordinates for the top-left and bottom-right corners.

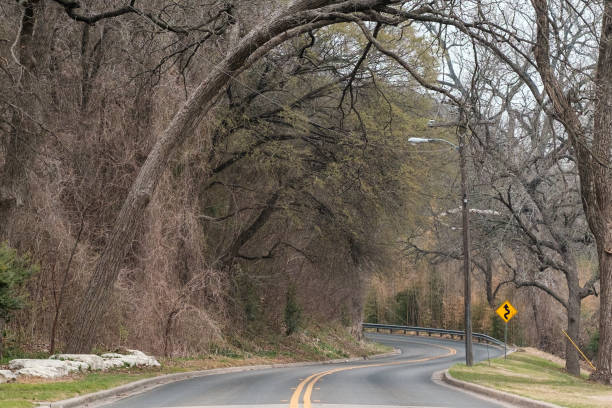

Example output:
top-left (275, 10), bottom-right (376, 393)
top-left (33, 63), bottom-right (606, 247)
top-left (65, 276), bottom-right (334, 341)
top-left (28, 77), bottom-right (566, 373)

top-left (118, 325), bottom-right (129, 346)
top-left (235, 273), bottom-right (263, 333)
top-left (427, 268), bottom-right (444, 327)
top-left (587, 330), bottom-right (599, 358)
top-left (471, 301), bottom-right (488, 333)
top-left (0, 332), bottom-right (49, 365)
top-left (340, 303), bottom-right (351, 327)
top-left (394, 287), bottom-right (420, 326)
top-left (284, 285), bottom-right (301, 335)
top-left (0, 243), bottom-right (38, 321)
top-left (363, 290), bottom-right (379, 323)
top-left (490, 312), bottom-right (504, 341)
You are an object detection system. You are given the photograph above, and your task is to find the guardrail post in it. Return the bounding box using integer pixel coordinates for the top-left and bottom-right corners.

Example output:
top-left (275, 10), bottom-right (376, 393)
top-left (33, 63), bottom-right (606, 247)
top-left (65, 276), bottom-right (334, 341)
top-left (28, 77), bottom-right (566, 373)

top-left (428, 332), bottom-right (431, 337)
top-left (376, 327), bottom-right (379, 333)
top-left (403, 329), bottom-right (406, 334)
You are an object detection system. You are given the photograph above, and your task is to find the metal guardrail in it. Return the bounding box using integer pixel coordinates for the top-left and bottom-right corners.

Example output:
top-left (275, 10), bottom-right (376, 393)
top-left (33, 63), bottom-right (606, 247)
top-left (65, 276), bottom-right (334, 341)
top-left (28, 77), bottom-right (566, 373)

top-left (362, 323), bottom-right (506, 347)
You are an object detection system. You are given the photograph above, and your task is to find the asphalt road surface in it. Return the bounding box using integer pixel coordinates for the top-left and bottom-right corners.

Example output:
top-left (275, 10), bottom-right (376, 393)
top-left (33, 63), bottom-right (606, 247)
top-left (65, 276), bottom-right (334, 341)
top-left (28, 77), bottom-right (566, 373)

top-left (101, 333), bottom-right (507, 408)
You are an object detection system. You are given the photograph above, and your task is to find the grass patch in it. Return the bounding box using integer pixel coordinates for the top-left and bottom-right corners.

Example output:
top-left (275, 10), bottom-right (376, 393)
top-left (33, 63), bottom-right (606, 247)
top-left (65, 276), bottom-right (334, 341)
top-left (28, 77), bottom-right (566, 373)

top-left (0, 326), bottom-right (391, 408)
top-left (0, 371), bottom-right (158, 408)
top-left (449, 350), bottom-right (612, 408)
top-left (0, 351), bottom-right (50, 367)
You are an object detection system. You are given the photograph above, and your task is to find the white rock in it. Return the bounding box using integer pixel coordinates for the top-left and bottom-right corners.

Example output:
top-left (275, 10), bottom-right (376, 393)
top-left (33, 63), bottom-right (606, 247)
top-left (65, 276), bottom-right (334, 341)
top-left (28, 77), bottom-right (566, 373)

top-left (9, 358), bottom-right (88, 379)
top-left (101, 353), bottom-right (124, 359)
top-left (16, 366), bottom-right (62, 378)
top-left (0, 370), bottom-right (16, 383)
top-left (126, 349), bottom-right (148, 357)
top-left (101, 358), bottom-right (127, 369)
top-left (51, 354), bottom-right (106, 371)
top-left (102, 350), bottom-right (160, 368)
top-left (10, 350), bottom-right (160, 379)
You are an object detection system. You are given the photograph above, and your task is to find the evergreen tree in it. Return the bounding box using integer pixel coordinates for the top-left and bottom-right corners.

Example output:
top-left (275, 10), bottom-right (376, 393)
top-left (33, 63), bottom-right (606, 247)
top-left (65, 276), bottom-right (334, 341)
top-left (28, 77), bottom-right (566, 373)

top-left (0, 243), bottom-right (38, 357)
top-left (284, 285), bottom-right (301, 335)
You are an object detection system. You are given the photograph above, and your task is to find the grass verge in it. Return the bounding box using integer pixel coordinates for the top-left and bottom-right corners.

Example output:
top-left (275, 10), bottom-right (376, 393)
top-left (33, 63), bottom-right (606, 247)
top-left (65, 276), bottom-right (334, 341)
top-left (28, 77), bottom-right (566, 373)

top-left (0, 327), bottom-right (391, 408)
top-left (449, 349), bottom-right (612, 408)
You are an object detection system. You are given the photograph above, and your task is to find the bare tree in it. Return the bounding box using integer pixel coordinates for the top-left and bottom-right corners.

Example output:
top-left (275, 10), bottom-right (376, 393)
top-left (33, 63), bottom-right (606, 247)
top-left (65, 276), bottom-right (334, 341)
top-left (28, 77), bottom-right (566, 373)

top-left (358, 0), bottom-right (611, 381)
top-left (530, 0), bottom-right (612, 382)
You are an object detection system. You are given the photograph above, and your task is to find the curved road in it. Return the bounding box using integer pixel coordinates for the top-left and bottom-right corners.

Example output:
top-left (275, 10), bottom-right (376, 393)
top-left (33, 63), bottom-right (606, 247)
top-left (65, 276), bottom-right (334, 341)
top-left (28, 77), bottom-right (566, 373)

top-left (101, 333), bottom-right (507, 408)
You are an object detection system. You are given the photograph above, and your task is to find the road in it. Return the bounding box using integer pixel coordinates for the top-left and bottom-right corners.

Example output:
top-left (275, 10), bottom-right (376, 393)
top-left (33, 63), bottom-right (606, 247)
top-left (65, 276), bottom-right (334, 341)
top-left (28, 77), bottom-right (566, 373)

top-left (101, 333), bottom-right (507, 408)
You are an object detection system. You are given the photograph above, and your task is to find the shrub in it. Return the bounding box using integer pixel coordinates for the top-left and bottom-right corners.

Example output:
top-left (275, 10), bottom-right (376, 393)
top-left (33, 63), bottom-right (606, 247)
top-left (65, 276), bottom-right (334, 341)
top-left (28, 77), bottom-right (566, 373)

top-left (0, 243), bottom-right (39, 357)
top-left (587, 330), bottom-right (599, 358)
top-left (284, 285), bottom-right (301, 335)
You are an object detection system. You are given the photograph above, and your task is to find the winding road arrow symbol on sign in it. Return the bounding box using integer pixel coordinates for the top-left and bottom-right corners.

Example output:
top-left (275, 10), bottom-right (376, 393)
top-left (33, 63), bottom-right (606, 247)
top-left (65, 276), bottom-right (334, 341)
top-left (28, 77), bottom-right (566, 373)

top-left (496, 301), bottom-right (517, 323)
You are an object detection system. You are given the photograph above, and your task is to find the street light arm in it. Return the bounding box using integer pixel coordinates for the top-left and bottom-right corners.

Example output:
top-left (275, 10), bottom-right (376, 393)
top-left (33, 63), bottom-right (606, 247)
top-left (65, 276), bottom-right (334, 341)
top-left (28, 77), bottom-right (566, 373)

top-left (407, 137), bottom-right (459, 149)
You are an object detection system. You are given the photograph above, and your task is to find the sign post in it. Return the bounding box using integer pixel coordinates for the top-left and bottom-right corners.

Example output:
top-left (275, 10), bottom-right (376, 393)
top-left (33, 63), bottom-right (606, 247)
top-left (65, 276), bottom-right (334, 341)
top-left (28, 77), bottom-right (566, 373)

top-left (495, 300), bottom-right (517, 359)
top-left (504, 321), bottom-right (507, 359)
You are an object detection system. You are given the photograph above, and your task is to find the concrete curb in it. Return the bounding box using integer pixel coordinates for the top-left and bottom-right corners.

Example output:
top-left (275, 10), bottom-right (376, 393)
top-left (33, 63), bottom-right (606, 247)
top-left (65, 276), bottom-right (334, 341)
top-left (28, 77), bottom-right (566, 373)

top-left (441, 369), bottom-right (562, 408)
top-left (39, 349), bottom-right (401, 408)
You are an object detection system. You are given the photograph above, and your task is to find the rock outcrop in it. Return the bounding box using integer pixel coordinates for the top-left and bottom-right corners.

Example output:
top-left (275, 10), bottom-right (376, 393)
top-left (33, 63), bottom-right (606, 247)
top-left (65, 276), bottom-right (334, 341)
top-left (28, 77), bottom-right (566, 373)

top-left (9, 359), bottom-right (88, 378)
top-left (5, 350), bottom-right (160, 379)
top-left (0, 369), bottom-right (17, 383)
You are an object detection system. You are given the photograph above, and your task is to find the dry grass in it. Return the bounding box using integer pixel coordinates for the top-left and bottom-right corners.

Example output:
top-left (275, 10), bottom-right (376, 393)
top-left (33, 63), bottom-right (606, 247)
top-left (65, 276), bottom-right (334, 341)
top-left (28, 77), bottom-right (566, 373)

top-left (450, 349), bottom-right (612, 408)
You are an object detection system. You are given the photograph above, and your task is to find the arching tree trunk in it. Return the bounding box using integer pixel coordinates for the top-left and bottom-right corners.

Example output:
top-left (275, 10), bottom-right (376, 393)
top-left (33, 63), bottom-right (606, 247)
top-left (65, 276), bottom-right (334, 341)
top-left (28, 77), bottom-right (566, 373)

top-left (65, 0), bottom-right (399, 353)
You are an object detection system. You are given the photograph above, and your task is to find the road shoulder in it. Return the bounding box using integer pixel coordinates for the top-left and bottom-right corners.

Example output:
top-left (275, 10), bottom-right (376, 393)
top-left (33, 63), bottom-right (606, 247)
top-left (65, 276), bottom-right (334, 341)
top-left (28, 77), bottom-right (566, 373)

top-left (39, 350), bottom-right (400, 408)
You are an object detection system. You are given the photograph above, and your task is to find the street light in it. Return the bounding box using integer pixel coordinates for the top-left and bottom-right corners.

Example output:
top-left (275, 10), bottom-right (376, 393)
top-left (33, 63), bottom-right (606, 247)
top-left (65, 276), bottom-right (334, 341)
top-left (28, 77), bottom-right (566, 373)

top-left (407, 137), bottom-right (458, 149)
top-left (408, 131), bottom-right (474, 367)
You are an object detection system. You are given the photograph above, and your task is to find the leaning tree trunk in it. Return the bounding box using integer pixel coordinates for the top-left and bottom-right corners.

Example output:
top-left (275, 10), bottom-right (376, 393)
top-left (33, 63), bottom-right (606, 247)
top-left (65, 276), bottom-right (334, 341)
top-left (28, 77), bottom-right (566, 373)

top-left (1, 1), bottom-right (41, 235)
top-left (592, 0), bottom-right (612, 383)
top-left (65, 0), bottom-right (393, 353)
top-left (597, 236), bottom-right (612, 382)
top-left (531, 0), bottom-right (612, 382)
top-left (597, 238), bottom-right (612, 382)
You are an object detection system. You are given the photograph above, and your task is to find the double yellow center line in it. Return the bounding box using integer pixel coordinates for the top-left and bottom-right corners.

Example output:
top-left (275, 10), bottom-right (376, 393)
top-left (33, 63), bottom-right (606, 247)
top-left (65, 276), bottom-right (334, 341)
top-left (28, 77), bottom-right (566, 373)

top-left (289, 342), bottom-right (456, 408)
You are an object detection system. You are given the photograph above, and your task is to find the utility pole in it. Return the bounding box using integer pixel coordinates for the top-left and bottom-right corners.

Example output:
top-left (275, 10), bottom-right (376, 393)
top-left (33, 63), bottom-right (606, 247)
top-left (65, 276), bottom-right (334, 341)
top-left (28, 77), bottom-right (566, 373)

top-left (458, 110), bottom-right (473, 366)
top-left (408, 110), bottom-right (483, 367)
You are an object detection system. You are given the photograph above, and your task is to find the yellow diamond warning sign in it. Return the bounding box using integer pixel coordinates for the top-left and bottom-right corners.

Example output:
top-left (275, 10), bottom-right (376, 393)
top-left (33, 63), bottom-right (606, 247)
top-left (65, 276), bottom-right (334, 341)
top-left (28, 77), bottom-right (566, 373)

top-left (496, 300), bottom-right (517, 323)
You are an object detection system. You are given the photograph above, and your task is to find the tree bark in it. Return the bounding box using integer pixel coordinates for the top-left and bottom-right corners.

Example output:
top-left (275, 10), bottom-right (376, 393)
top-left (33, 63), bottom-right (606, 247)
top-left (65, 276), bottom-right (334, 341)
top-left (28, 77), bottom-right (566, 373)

top-left (0, 317), bottom-right (5, 359)
top-left (530, 0), bottom-right (612, 382)
top-left (566, 281), bottom-right (581, 376)
top-left (592, 0), bottom-right (612, 383)
top-left (597, 236), bottom-right (612, 382)
top-left (458, 115), bottom-right (473, 367)
top-left (163, 309), bottom-right (179, 357)
top-left (65, 0), bottom-right (397, 353)
top-left (221, 193), bottom-right (279, 266)
top-left (1, 0), bottom-right (42, 233)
